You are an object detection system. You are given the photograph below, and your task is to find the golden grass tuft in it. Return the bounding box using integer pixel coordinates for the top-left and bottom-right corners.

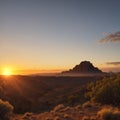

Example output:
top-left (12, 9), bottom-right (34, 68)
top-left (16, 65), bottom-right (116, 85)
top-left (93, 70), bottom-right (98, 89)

top-left (97, 107), bottom-right (120, 120)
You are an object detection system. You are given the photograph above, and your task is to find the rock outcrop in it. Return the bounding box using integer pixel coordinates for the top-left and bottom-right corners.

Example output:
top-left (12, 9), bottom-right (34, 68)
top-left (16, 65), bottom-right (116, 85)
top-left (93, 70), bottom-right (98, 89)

top-left (62, 61), bottom-right (102, 75)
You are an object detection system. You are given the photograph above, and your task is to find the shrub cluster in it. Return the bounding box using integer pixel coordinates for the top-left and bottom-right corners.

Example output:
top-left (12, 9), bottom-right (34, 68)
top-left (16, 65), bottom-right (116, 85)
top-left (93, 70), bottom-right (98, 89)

top-left (0, 99), bottom-right (14, 120)
top-left (86, 74), bottom-right (120, 106)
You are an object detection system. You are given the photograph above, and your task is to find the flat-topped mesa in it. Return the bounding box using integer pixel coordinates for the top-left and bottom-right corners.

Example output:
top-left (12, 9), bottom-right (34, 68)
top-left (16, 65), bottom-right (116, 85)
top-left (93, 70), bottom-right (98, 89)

top-left (62, 61), bottom-right (102, 74)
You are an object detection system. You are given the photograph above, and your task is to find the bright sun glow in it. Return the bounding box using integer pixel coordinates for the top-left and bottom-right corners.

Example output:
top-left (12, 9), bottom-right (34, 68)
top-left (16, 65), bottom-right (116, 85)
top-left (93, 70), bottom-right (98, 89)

top-left (2, 68), bottom-right (13, 76)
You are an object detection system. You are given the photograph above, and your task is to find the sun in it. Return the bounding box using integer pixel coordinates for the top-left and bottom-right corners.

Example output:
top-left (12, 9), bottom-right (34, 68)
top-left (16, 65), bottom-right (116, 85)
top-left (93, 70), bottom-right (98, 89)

top-left (2, 68), bottom-right (13, 76)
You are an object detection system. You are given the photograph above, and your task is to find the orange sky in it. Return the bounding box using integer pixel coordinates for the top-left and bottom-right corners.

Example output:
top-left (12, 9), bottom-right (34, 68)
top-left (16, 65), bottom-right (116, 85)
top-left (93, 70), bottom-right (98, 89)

top-left (0, 63), bottom-right (120, 75)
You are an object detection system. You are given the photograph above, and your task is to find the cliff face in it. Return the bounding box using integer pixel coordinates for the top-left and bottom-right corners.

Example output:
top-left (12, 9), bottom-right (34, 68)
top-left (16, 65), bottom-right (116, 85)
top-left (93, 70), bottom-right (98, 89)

top-left (62, 61), bottom-right (102, 74)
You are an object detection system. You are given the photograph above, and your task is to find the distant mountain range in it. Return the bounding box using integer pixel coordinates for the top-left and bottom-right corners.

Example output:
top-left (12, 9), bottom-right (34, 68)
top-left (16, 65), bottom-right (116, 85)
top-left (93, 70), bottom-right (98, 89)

top-left (61, 61), bottom-right (103, 75)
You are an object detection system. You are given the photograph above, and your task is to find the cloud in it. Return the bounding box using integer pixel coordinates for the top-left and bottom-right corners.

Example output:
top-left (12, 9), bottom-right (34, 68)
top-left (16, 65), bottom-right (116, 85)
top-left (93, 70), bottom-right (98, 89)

top-left (106, 62), bottom-right (120, 65)
top-left (98, 31), bottom-right (120, 43)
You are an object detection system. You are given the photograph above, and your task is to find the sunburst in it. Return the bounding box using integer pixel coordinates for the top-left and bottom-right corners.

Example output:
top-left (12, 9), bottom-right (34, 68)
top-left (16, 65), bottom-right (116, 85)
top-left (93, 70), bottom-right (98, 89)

top-left (2, 67), bottom-right (13, 76)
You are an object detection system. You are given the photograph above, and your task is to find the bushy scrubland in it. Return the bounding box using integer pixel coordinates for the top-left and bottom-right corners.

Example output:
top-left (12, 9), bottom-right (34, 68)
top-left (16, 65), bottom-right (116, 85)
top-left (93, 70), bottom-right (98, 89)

top-left (13, 103), bottom-right (120, 120)
top-left (1, 74), bottom-right (120, 120)
top-left (86, 73), bottom-right (120, 107)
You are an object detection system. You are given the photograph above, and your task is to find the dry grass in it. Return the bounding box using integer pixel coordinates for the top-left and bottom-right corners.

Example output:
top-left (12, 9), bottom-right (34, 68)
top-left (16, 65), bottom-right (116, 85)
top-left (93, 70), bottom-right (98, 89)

top-left (97, 106), bottom-right (120, 120)
top-left (13, 104), bottom-right (120, 120)
top-left (53, 104), bottom-right (65, 112)
top-left (82, 101), bottom-right (94, 109)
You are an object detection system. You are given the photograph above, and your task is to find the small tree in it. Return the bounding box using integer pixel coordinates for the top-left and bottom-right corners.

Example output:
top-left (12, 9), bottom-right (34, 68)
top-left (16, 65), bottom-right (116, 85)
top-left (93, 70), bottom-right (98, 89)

top-left (0, 99), bottom-right (14, 120)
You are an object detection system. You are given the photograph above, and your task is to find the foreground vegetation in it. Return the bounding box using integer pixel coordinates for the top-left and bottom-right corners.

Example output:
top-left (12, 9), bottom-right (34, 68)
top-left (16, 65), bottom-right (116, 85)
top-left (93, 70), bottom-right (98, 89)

top-left (12, 103), bottom-right (120, 120)
top-left (86, 73), bottom-right (120, 106)
top-left (0, 73), bottom-right (120, 120)
top-left (0, 99), bottom-right (13, 120)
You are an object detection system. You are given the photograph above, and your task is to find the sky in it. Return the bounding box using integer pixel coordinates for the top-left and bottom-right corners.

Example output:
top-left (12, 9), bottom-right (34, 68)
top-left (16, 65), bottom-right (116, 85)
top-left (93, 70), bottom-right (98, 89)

top-left (0, 0), bottom-right (120, 74)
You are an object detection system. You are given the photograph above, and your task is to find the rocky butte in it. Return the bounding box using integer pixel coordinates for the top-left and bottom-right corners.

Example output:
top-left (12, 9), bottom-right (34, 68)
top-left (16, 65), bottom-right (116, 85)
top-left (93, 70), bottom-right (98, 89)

top-left (61, 61), bottom-right (103, 76)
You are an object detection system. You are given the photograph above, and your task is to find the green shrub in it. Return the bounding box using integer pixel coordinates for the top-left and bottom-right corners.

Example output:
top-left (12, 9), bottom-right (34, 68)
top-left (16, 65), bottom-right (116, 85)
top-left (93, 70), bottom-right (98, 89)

top-left (86, 73), bottom-right (120, 106)
top-left (0, 99), bottom-right (14, 120)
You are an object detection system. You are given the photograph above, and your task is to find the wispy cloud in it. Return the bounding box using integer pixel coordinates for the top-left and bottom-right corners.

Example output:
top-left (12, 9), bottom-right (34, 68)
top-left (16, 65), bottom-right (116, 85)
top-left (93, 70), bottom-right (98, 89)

top-left (98, 31), bottom-right (120, 43)
top-left (106, 62), bottom-right (120, 65)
